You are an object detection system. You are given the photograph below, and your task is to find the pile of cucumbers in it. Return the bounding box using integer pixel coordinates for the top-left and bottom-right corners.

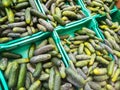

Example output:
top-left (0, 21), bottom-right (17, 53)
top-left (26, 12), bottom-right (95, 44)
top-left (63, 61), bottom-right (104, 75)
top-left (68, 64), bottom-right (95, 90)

top-left (0, 0), bottom-right (54, 43)
top-left (99, 18), bottom-right (120, 62)
top-left (83, 0), bottom-right (117, 15)
top-left (0, 27), bottom-right (120, 90)
top-left (59, 27), bottom-right (120, 90)
top-left (0, 37), bottom-right (78, 90)
top-left (40, 0), bottom-right (86, 26)
top-left (0, 0), bottom-right (120, 90)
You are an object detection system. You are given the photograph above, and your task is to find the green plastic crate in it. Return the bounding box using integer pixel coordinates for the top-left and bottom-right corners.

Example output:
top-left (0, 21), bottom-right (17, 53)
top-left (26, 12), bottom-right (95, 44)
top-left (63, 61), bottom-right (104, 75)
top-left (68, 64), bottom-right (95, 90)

top-left (95, 10), bottom-right (120, 40)
top-left (54, 18), bottom-right (101, 66)
top-left (80, 0), bottom-right (118, 18)
top-left (53, 17), bottom-right (114, 88)
top-left (0, 31), bottom-right (68, 67)
top-left (0, 32), bottom-right (50, 90)
top-left (0, 30), bottom-right (69, 90)
top-left (36, 0), bottom-right (89, 29)
top-left (0, 0), bottom-right (46, 51)
top-left (91, 10), bottom-right (120, 59)
top-left (54, 17), bottom-right (114, 67)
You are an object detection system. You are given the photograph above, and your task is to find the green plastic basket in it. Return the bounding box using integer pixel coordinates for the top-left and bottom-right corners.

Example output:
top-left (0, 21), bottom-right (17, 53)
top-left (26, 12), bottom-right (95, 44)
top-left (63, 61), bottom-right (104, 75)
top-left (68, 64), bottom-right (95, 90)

top-left (0, 0), bottom-right (47, 51)
top-left (36, 0), bottom-right (90, 29)
top-left (93, 10), bottom-right (120, 59)
top-left (95, 9), bottom-right (120, 39)
top-left (0, 44), bottom-right (33, 90)
top-left (55, 17), bottom-right (115, 67)
top-left (80, 0), bottom-right (118, 18)
top-left (0, 32), bottom-right (50, 90)
top-left (0, 30), bottom-right (69, 89)
top-left (54, 18), bottom-right (101, 66)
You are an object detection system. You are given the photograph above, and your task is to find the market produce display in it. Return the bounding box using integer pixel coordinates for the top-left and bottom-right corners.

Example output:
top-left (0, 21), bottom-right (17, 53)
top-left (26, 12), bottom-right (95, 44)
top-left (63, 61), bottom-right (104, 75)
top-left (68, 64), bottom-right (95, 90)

top-left (40, 0), bottom-right (86, 26)
top-left (0, 37), bottom-right (80, 90)
top-left (0, 0), bottom-right (120, 90)
top-left (59, 27), bottom-right (120, 90)
top-left (0, 0), bottom-right (54, 43)
top-left (98, 18), bottom-right (120, 60)
top-left (83, 0), bottom-right (117, 15)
